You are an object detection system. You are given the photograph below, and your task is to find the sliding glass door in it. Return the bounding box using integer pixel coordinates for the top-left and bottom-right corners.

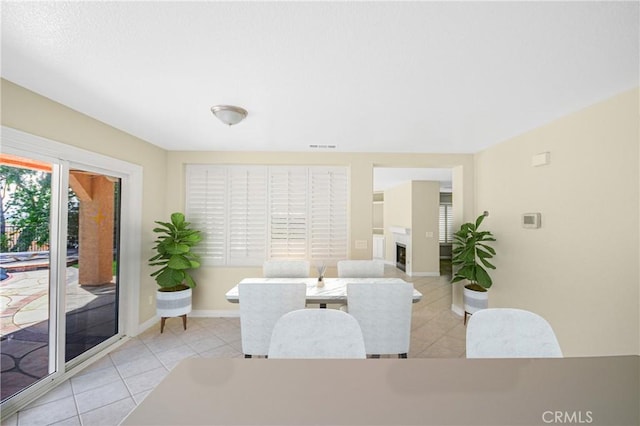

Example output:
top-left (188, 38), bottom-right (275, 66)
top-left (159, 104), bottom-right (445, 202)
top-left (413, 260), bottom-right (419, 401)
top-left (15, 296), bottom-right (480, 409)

top-left (1, 127), bottom-right (142, 418)
top-left (0, 156), bottom-right (124, 403)
top-left (65, 170), bottom-right (121, 363)
top-left (0, 154), bottom-right (56, 402)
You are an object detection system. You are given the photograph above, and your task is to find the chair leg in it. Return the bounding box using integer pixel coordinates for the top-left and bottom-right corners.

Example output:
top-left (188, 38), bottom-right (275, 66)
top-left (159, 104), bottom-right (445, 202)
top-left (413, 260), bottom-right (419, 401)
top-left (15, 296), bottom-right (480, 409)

top-left (399, 353), bottom-right (407, 359)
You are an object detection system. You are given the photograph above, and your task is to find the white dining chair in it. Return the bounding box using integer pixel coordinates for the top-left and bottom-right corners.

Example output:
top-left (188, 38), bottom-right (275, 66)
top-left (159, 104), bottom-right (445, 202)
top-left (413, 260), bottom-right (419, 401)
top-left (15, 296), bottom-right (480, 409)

top-left (337, 259), bottom-right (384, 278)
top-left (268, 309), bottom-right (367, 359)
top-left (346, 281), bottom-right (414, 358)
top-left (466, 308), bottom-right (563, 358)
top-left (239, 282), bottom-right (307, 358)
top-left (336, 260), bottom-right (385, 311)
top-left (262, 260), bottom-right (310, 278)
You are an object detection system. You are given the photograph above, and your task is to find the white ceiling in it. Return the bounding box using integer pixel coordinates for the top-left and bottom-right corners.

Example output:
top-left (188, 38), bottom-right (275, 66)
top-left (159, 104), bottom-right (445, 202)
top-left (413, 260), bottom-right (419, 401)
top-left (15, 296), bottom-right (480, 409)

top-left (1, 1), bottom-right (638, 156)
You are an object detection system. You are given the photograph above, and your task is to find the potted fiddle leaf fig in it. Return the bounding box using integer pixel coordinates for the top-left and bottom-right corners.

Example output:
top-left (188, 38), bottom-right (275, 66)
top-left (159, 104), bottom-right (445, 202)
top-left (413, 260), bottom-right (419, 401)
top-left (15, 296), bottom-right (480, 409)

top-left (149, 212), bottom-right (202, 332)
top-left (451, 213), bottom-right (497, 325)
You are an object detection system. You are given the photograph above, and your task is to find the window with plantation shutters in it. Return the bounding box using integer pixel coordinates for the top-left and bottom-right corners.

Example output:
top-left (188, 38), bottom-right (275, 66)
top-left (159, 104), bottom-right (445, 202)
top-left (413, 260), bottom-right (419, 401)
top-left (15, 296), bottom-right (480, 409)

top-left (268, 167), bottom-right (308, 260)
top-left (228, 167), bottom-right (268, 265)
top-left (309, 167), bottom-right (348, 261)
top-left (185, 164), bottom-right (349, 266)
top-left (439, 203), bottom-right (453, 243)
top-left (185, 165), bottom-right (227, 264)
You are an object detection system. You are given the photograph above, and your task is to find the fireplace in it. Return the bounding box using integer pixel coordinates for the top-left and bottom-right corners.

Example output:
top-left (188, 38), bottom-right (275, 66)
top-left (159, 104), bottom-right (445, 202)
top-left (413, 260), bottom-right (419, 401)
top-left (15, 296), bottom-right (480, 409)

top-left (396, 243), bottom-right (407, 272)
top-left (390, 226), bottom-right (411, 275)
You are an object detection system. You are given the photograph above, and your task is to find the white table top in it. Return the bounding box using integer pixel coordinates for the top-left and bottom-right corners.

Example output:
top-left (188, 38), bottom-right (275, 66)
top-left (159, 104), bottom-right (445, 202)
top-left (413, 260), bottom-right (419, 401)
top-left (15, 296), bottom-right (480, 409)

top-left (122, 356), bottom-right (640, 426)
top-left (225, 277), bottom-right (422, 304)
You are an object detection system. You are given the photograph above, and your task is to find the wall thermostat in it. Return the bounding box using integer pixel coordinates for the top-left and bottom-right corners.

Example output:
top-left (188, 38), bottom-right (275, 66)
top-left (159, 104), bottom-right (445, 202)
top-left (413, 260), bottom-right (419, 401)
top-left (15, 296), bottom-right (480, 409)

top-left (522, 213), bottom-right (541, 229)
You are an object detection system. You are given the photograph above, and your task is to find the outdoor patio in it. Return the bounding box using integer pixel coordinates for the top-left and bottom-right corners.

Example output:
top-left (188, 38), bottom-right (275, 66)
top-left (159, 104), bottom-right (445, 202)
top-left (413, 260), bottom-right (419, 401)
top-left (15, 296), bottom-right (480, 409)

top-left (0, 257), bottom-right (116, 401)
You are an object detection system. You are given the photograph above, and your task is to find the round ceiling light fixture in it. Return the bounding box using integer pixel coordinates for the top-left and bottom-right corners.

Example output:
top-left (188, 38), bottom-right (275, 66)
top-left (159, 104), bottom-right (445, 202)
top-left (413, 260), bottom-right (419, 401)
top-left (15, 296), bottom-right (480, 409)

top-left (210, 105), bottom-right (248, 126)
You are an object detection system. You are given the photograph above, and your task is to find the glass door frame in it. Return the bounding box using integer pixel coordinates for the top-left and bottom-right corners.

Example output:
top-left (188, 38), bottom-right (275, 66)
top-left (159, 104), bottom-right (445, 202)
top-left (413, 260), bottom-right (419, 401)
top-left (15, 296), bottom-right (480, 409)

top-left (1, 126), bottom-right (143, 417)
top-left (63, 162), bottom-right (126, 370)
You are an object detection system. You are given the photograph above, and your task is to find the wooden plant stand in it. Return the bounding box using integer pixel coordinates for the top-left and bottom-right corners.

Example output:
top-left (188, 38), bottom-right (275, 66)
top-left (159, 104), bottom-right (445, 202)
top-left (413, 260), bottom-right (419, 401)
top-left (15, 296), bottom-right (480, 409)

top-left (160, 314), bottom-right (187, 333)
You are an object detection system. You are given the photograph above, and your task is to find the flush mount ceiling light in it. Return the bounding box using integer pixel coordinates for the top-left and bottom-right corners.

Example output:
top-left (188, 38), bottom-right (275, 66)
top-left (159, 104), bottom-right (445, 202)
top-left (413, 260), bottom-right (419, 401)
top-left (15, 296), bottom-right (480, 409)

top-left (210, 105), bottom-right (248, 126)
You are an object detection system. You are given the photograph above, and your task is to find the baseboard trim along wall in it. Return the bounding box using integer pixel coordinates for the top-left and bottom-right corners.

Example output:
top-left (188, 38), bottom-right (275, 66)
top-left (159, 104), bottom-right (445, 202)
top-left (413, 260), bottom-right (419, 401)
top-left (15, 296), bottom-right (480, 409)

top-left (191, 310), bottom-right (240, 318)
top-left (409, 272), bottom-right (440, 277)
top-left (136, 315), bottom-right (161, 336)
top-left (451, 304), bottom-right (464, 317)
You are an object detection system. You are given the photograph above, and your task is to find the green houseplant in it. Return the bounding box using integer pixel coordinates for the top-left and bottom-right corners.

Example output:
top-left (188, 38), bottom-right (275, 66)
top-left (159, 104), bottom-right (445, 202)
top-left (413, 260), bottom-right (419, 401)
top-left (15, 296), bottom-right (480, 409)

top-left (149, 212), bottom-right (202, 332)
top-left (149, 212), bottom-right (202, 291)
top-left (451, 213), bottom-right (497, 324)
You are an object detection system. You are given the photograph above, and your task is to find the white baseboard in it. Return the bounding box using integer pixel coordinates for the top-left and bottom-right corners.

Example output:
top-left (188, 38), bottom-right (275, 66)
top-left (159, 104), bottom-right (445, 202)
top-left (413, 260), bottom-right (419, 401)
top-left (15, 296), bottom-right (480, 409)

top-left (190, 310), bottom-right (240, 318)
top-left (451, 304), bottom-right (464, 316)
top-left (408, 271), bottom-right (440, 277)
top-left (135, 315), bottom-right (160, 336)
top-left (135, 311), bottom-right (239, 335)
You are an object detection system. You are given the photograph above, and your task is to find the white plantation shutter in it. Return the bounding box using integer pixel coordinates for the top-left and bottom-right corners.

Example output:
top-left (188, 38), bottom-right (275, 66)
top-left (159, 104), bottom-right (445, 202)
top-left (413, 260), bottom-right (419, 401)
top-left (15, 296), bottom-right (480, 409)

top-left (185, 165), bottom-right (349, 266)
top-left (309, 167), bottom-right (348, 261)
top-left (185, 165), bottom-right (227, 264)
top-left (439, 204), bottom-right (453, 243)
top-left (228, 167), bottom-right (268, 265)
top-left (269, 167), bottom-right (308, 259)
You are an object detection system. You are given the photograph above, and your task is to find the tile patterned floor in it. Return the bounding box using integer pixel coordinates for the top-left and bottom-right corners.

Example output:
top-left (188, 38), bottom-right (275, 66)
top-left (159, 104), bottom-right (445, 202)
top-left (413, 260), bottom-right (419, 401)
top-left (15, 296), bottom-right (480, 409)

top-left (2, 270), bottom-right (465, 426)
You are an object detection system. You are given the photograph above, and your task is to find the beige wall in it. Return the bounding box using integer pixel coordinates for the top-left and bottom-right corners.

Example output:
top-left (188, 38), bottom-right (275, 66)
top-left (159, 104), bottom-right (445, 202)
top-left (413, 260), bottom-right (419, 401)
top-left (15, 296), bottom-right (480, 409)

top-left (383, 182), bottom-right (412, 265)
top-left (166, 151), bottom-right (474, 312)
top-left (475, 88), bottom-right (640, 356)
top-left (1, 79), bottom-right (167, 325)
top-left (382, 181), bottom-right (440, 275)
top-left (451, 165), bottom-right (474, 309)
top-left (411, 181), bottom-right (440, 274)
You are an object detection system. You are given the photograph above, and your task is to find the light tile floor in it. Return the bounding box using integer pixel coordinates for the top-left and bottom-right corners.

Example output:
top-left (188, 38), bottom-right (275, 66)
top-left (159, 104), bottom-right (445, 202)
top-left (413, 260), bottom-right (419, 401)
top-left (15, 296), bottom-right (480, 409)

top-left (2, 270), bottom-right (465, 426)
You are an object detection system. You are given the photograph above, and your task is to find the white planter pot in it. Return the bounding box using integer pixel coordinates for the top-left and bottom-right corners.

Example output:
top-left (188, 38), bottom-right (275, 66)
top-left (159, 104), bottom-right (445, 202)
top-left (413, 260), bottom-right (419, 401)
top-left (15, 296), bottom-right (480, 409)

top-left (463, 286), bottom-right (488, 314)
top-left (156, 288), bottom-right (192, 318)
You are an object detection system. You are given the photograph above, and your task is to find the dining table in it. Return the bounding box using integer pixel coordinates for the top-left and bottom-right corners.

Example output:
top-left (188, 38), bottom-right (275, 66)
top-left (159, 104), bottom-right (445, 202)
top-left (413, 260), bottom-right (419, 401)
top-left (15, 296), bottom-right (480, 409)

top-left (225, 277), bottom-right (423, 306)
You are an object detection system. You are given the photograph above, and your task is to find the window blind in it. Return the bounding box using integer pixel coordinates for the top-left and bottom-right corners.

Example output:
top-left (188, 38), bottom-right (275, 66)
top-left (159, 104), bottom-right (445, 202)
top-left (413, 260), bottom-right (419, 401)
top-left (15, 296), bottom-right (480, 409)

top-left (268, 167), bottom-right (308, 260)
top-left (185, 165), bottom-right (227, 264)
top-left (228, 167), bottom-right (268, 265)
top-left (185, 165), bottom-right (349, 266)
top-left (439, 204), bottom-right (453, 244)
top-left (309, 167), bottom-right (348, 261)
